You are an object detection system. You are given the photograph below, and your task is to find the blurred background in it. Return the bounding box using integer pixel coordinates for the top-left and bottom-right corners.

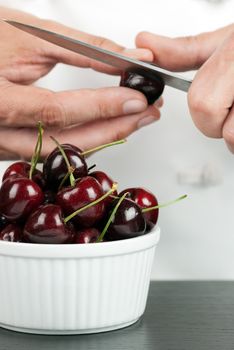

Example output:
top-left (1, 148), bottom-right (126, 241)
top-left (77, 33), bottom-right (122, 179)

top-left (0, 0), bottom-right (233, 279)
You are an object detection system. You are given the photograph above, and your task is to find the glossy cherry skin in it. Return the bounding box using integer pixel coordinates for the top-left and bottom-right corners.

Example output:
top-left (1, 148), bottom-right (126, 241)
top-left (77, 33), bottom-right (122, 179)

top-left (56, 176), bottom-right (105, 228)
top-left (74, 228), bottom-right (100, 244)
top-left (43, 144), bottom-right (88, 190)
top-left (0, 224), bottom-right (22, 242)
top-left (105, 198), bottom-right (146, 241)
top-left (23, 204), bottom-right (74, 244)
top-left (89, 171), bottom-right (117, 207)
top-left (2, 161), bottom-right (45, 189)
top-left (120, 71), bottom-right (164, 105)
top-left (119, 188), bottom-right (158, 232)
top-left (0, 177), bottom-right (44, 221)
top-left (0, 213), bottom-right (9, 231)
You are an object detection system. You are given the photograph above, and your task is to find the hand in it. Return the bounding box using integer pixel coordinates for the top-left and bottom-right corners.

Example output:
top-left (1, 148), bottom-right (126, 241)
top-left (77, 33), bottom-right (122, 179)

top-left (136, 24), bottom-right (234, 152)
top-left (0, 7), bottom-right (162, 159)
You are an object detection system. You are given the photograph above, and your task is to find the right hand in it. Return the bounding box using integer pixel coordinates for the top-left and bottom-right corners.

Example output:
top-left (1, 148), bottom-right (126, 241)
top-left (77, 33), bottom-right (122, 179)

top-left (136, 24), bottom-right (234, 153)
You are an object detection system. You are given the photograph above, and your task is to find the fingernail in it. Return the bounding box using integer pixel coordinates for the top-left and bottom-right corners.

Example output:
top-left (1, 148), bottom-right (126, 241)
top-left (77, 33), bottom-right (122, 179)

top-left (138, 115), bottom-right (157, 129)
top-left (123, 100), bottom-right (147, 115)
top-left (123, 48), bottom-right (153, 61)
top-left (154, 97), bottom-right (163, 108)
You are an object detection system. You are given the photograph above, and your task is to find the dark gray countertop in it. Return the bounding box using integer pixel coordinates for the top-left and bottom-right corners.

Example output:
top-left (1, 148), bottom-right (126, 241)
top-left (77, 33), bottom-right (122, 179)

top-left (1, 281), bottom-right (234, 350)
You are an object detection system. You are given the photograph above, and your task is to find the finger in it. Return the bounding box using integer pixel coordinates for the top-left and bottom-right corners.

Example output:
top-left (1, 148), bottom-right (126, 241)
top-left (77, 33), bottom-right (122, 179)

top-left (2, 16), bottom-right (153, 76)
top-left (0, 78), bottom-right (150, 128)
top-left (154, 97), bottom-right (163, 108)
top-left (0, 105), bottom-right (160, 159)
top-left (55, 105), bottom-right (161, 154)
top-left (187, 32), bottom-right (234, 138)
top-left (44, 20), bottom-right (153, 74)
top-left (223, 105), bottom-right (234, 153)
top-left (135, 24), bottom-right (234, 71)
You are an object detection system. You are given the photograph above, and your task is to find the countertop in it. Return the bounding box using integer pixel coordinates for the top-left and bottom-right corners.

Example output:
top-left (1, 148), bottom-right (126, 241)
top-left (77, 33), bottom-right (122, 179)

top-left (1, 281), bottom-right (234, 350)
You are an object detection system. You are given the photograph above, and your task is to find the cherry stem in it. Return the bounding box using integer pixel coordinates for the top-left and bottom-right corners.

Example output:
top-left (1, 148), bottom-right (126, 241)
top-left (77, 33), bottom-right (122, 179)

top-left (88, 164), bottom-right (96, 172)
top-left (142, 194), bottom-right (187, 213)
top-left (64, 183), bottom-right (118, 223)
top-left (29, 121), bottom-right (43, 180)
top-left (81, 139), bottom-right (126, 156)
top-left (96, 192), bottom-right (129, 243)
top-left (50, 136), bottom-right (75, 187)
top-left (110, 194), bottom-right (119, 199)
top-left (58, 171), bottom-right (72, 190)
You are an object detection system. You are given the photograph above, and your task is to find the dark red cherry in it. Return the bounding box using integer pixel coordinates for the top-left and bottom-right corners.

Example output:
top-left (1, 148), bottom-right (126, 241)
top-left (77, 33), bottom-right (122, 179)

top-left (23, 204), bottom-right (74, 244)
top-left (0, 177), bottom-right (44, 221)
top-left (0, 224), bottom-right (22, 242)
top-left (2, 161), bottom-right (45, 189)
top-left (0, 213), bottom-right (9, 231)
top-left (119, 188), bottom-right (158, 232)
top-left (89, 171), bottom-right (117, 207)
top-left (43, 144), bottom-right (88, 190)
top-left (74, 228), bottom-right (100, 244)
top-left (56, 176), bottom-right (105, 228)
top-left (105, 198), bottom-right (146, 241)
top-left (120, 70), bottom-right (164, 105)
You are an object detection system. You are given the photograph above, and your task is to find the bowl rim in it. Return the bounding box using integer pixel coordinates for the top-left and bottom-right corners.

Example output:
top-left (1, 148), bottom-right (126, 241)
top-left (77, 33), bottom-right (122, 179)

top-left (0, 226), bottom-right (160, 258)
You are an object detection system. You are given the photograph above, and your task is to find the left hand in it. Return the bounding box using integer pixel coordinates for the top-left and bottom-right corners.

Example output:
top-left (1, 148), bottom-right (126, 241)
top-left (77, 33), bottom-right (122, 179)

top-left (0, 7), bottom-right (162, 159)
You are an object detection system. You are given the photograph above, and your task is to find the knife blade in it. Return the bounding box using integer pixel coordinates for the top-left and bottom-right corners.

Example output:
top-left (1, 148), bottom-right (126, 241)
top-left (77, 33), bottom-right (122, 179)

top-left (4, 20), bottom-right (192, 92)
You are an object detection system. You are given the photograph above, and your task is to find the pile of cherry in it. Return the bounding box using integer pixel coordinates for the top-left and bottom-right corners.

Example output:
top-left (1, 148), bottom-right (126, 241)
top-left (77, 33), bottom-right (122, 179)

top-left (0, 124), bottom-right (185, 244)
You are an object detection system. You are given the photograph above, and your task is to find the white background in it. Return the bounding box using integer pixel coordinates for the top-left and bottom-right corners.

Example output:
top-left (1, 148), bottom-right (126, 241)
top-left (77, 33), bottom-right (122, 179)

top-left (1, 0), bottom-right (234, 279)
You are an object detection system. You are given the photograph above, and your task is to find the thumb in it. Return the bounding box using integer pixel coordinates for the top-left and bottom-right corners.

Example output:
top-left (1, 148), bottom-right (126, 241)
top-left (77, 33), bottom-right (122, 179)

top-left (0, 78), bottom-right (149, 129)
top-left (136, 24), bottom-right (234, 71)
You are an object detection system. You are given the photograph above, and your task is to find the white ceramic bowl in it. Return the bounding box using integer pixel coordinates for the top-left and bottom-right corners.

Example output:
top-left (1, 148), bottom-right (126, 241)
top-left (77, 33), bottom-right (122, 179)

top-left (0, 226), bottom-right (160, 334)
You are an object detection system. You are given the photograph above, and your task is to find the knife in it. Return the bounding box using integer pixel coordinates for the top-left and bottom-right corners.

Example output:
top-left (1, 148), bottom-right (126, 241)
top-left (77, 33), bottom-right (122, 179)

top-left (4, 20), bottom-right (192, 92)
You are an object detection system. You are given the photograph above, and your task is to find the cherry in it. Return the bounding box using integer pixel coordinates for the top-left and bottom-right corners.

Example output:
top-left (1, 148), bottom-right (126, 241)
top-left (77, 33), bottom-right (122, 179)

top-left (43, 144), bottom-right (88, 190)
top-left (23, 204), bottom-right (74, 244)
top-left (23, 187), bottom-right (115, 244)
top-left (56, 176), bottom-right (105, 228)
top-left (0, 213), bottom-right (9, 231)
top-left (89, 170), bottom-right (117, 207)
top-left (104, 198), bottom-right (146, 241)
top-left (119, 188), bottom-right (158, 232)
top-left (0, 177), bottom-right (44, 221)
top-left (120, 70), bottom-right (164, 105)
top-left (74, 228), bottom-right (100, 244)
top-left (2, 161), bottom-right (45, 189)
top-left (0, 224), bottom-right (22, 242)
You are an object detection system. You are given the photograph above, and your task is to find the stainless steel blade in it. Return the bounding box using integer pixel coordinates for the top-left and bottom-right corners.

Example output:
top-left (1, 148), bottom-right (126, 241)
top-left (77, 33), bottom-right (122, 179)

top-left (4, 20), bottom-right (192, 92)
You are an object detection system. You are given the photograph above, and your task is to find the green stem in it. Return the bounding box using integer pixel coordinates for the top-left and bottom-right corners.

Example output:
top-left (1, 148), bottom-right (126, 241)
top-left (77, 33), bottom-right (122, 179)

top-left (64, 183), bottom-right (118, 223)
top-left (142, 194), bottom-right (187, 213)
top-left (58, 171), bottom-right (71, 190)
top-left (29, 121), bottom-right (43, 180)
top-left (110, 194), bottom-right (119, 199)
top-left (96, 192), bottom-right (129, 243)
top-left (50, 136), bottom-right (75, 187)
top-left (81, 139), bottom-right (126, 156)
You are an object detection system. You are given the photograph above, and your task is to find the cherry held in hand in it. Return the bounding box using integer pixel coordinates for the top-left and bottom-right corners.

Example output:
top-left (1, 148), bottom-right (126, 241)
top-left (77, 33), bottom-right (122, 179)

top-left (120, 71), bottom-right (164, 105)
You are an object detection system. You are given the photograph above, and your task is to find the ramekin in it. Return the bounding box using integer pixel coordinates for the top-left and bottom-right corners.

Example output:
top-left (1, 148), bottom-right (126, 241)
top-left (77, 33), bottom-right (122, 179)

top-left (0, 226), bottom-right (160, 334)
